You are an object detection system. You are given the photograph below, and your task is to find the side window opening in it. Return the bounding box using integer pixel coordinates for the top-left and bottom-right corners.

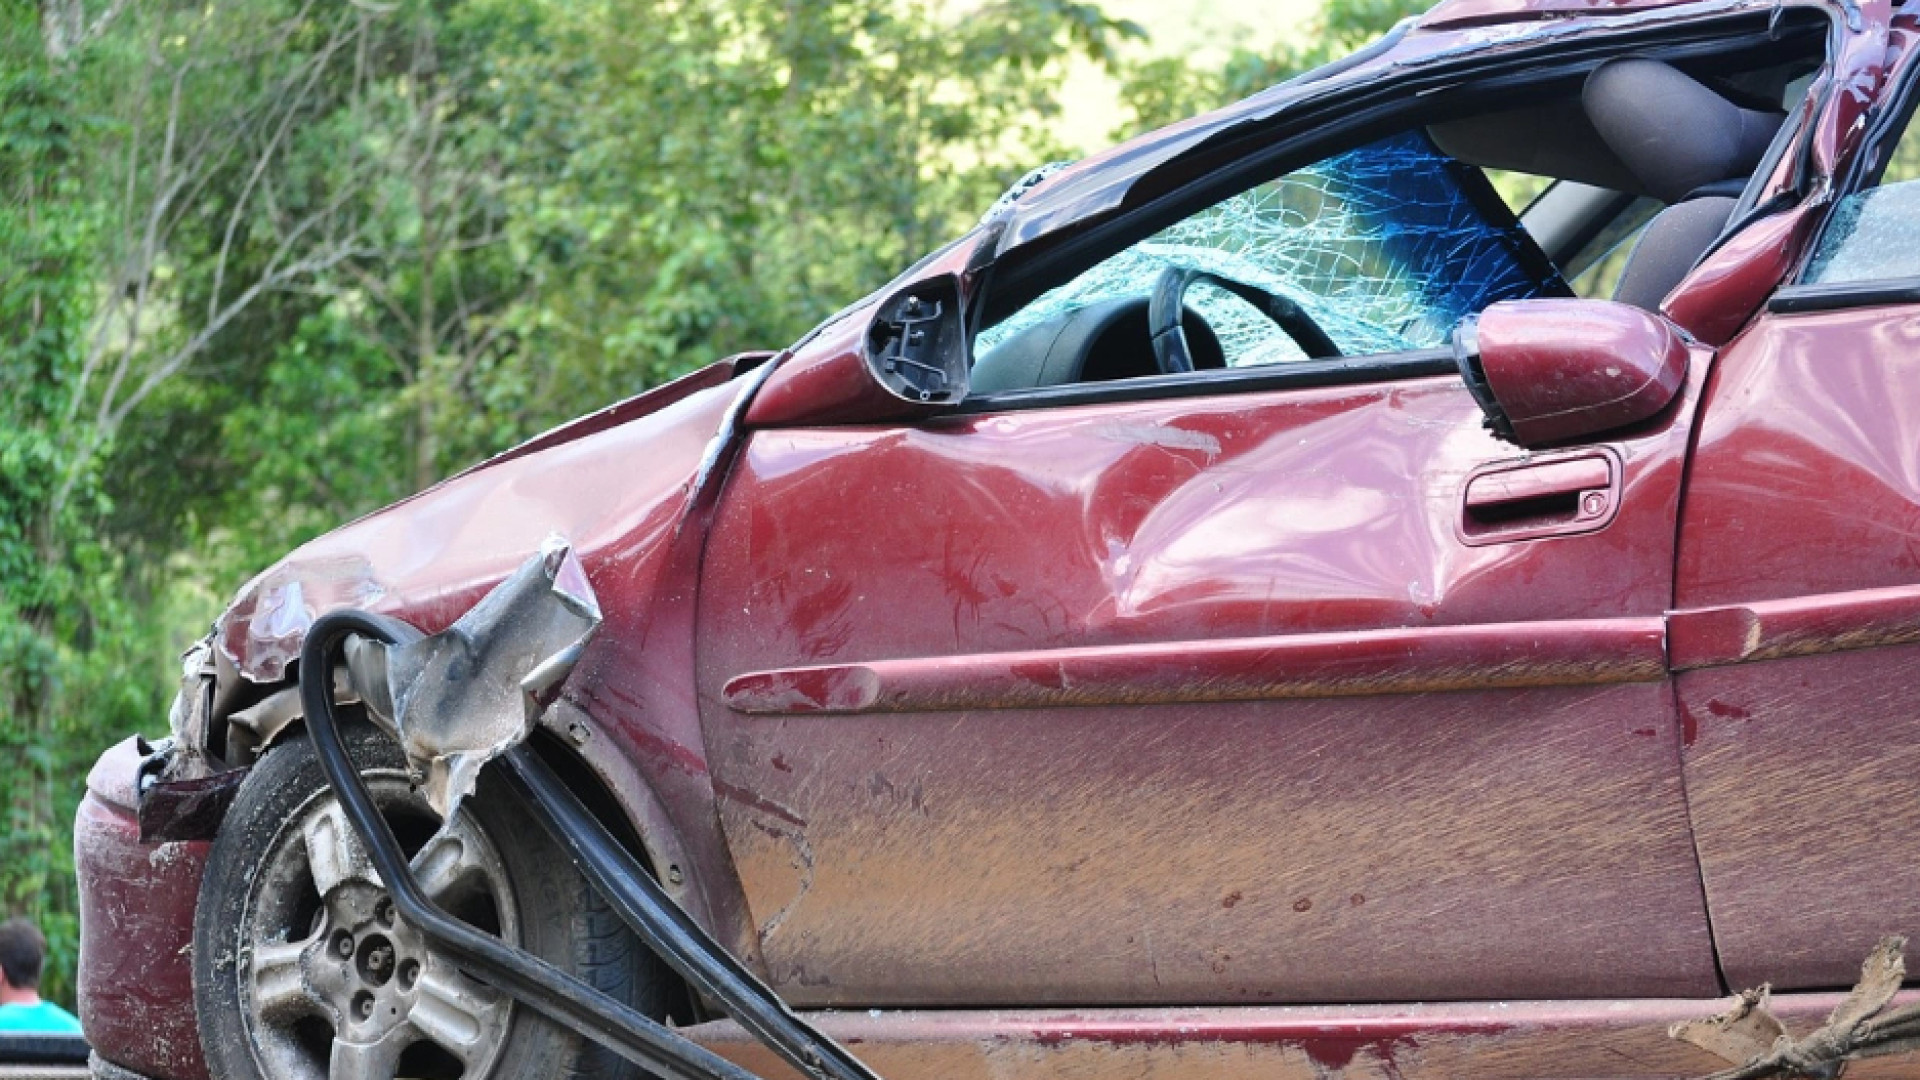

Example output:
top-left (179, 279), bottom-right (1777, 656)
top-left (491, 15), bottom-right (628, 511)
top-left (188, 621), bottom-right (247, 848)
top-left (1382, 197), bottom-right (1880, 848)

top-left (1566, 197), bottom-right (1664, 299)
top-left (1880, 116), bottom-right (1920, 188)
top-left (968, 22), bottom-right (1825, 399)
top-left (971, 129), bottom-right (1567, 389)
top-left (1485, 170), bottom-right (1554, 216)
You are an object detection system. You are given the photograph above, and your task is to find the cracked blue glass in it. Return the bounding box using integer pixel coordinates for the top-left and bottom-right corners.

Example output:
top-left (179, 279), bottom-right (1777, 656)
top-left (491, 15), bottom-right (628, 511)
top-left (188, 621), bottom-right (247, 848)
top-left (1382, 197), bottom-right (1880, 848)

top-left (977, 130), bottom-right (1565, 365)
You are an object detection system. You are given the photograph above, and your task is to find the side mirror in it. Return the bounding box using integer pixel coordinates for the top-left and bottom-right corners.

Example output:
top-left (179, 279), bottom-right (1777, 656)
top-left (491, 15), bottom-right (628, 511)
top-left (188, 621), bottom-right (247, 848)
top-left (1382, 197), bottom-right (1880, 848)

top-left (1453, 299), bottom-right (1688, 447)
top-left (743, 272), bottom-right (972, 427)
top-left (867, 274), bottom-right (969, 405)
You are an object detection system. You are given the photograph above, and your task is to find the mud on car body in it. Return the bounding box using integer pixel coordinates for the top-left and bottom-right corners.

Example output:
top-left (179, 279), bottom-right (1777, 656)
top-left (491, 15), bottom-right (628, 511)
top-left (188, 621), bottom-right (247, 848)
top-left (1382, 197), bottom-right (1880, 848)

top-left (73, 0), bottom-right (1920, 1076)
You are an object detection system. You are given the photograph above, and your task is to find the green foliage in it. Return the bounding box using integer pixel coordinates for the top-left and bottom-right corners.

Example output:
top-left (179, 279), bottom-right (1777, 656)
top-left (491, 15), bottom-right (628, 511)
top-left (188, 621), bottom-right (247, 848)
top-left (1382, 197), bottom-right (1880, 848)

top-left (1115, 0), bottom-right (1431, 134)
top-left (0, 6), bottom-right (159, 1008)
top-left (0, 0), bottom-right (1403, 1013)
top-left (474, 0), bottom-right (1142, 426)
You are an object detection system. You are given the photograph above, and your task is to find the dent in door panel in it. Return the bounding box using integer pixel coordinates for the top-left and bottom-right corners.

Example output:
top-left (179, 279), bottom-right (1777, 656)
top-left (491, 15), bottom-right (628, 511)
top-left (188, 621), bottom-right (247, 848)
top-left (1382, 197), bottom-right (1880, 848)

top-left (700, 373), bottom-right (1710, 1005)
top-left (1678, 306), bottom-right (1920, 991)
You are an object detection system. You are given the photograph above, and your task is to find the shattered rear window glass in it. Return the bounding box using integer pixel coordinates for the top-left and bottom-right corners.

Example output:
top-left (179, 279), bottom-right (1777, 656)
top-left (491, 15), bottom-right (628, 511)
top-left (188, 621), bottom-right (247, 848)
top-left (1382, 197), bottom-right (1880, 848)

top-left (976, 130), bottom-right (1567, 365)
top-left (1803, 181), bottom-right (1920, 285)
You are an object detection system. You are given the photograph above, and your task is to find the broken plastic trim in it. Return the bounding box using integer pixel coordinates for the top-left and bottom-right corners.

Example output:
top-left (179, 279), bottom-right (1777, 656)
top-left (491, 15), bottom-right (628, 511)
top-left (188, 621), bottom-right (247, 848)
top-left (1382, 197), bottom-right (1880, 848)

top-left (1451, 316), bottom-right (1518, 442)
top-left (301, 611), bottom-right (881, 1080)
top-left (867, 276), bottom-right (968, 404)
top-left (303, 609), bottom-right (759, 1080)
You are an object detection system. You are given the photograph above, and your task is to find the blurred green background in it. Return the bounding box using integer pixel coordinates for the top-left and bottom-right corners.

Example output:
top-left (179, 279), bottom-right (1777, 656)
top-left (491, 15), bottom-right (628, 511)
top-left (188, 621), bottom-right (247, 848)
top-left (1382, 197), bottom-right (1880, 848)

top-left (1, 0), bottom-right (1422, 1007)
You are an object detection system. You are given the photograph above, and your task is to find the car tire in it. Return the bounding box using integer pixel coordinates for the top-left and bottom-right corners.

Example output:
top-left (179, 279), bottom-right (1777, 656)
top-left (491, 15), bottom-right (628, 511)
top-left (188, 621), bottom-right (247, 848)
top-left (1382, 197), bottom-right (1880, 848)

top-left (193, 719), bottom-right (663, 1080)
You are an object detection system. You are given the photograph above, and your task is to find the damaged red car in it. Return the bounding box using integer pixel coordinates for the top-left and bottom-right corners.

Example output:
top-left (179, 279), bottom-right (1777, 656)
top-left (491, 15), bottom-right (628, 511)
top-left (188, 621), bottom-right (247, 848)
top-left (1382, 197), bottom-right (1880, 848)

top-left (72, 0), bottom-right (1920, 1075)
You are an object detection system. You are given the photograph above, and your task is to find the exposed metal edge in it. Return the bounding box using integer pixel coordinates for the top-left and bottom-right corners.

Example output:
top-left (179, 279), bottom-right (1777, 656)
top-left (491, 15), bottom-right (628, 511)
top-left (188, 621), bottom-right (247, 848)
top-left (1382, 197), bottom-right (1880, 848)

top-left (468, 356), bottom-right (759, 477)
top-left (1669, 582), bottom-right (1920, 670)
top-left (723, 617), bottom-right (1669, 716)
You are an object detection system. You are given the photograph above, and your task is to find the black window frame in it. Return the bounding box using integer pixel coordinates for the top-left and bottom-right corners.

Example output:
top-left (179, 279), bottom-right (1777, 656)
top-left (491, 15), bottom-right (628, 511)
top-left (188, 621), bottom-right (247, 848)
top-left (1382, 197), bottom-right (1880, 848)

top-left (956, 348), bottom-right (1460, 416)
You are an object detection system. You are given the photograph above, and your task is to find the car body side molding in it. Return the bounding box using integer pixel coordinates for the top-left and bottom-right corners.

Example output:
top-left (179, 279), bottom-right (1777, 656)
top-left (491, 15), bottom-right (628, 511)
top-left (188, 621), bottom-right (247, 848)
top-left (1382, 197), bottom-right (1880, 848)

top-left (1668, 582), bottom-right (1920, 670)
top-left (722, 617), bottom-right (1668, 716)
top-left (730, 580), bottom-right (1920, 714)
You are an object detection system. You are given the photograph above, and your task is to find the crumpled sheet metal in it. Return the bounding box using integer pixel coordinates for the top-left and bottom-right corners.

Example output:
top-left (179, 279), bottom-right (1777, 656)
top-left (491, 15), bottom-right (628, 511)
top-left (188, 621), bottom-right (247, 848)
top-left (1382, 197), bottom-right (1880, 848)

top-left (364, 535), bottom-right (602, 818)
top-left (1676, 936), bottom-right (1920, 1079)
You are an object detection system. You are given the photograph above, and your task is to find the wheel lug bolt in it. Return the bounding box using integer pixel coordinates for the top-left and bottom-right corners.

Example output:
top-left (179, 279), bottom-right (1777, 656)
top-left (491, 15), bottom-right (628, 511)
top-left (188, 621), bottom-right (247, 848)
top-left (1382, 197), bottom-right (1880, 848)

top-left (333, 931), bottom-right (354, 958)
top-left (353, 991), bottom-right (375, 1020)
top-left (398, 959), bottom-right (420, 991)
top-left (374, 897), bottom-right (394, 926)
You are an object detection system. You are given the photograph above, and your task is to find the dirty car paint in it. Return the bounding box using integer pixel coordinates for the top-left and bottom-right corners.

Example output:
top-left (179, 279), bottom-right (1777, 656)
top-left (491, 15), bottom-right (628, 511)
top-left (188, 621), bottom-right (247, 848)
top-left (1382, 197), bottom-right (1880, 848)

top-left (77, 741), bottom-right (211, 1080)
top-left (195, 372), bottom-right (768, 962)
top-left (683, 993), bottom-right (1920, 1080)
top-left (696, 361), bottom-right (1718, 1006)
top-left (1676, 291), bottom-right (1920, 991)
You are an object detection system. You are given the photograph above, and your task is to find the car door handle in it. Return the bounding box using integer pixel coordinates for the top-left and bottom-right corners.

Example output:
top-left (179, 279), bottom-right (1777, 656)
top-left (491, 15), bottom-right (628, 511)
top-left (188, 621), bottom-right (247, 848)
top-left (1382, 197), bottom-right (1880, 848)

top-left (1459, 451), bottom-right (1619, 545)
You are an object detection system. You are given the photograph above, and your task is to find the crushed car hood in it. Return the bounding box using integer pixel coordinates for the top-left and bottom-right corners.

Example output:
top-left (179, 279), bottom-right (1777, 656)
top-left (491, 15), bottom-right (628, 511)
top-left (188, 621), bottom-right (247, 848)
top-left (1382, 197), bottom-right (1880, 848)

top-left (215, 356), bottom-right (764, 683)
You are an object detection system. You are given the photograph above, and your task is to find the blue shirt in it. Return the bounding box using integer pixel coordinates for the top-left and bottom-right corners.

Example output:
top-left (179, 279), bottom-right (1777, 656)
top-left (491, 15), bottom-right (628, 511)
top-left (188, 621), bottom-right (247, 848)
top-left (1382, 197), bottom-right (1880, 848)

top-left (0, 1000), bottom-right (83, 1034)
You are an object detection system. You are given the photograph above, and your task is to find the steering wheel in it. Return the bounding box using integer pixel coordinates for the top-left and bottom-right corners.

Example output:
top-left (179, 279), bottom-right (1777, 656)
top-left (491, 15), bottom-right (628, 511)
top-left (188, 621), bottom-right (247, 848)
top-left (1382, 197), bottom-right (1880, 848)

top-left (1148, 266), bottom-right (1341, 375)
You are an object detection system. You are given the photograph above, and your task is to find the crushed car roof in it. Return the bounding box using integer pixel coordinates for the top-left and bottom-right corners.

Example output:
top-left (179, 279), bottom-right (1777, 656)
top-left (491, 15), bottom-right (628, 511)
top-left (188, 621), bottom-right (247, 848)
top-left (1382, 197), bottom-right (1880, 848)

top-left (991, 0), bottom-right (1815, 258)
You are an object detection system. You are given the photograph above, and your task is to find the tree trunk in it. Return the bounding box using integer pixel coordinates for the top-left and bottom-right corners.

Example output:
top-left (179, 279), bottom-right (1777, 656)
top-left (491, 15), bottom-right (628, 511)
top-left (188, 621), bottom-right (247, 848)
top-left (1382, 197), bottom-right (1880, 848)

top-left (38, 0), bottom-right (80, 61)
top-left (412, 20), bottom-right (442, 494)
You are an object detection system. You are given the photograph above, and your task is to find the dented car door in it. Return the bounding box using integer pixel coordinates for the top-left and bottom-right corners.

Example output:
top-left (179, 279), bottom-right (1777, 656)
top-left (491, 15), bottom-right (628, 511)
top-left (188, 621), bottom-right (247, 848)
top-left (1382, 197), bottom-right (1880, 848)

top-left (1670, 25), bottom-right (1920, 995)
top-left (681, 10), bottom-right (1835, 1013)
top-left (692, 215), bottom-right (1728, 1009)
top-left (695, 368), bottom-right (1717, 1007)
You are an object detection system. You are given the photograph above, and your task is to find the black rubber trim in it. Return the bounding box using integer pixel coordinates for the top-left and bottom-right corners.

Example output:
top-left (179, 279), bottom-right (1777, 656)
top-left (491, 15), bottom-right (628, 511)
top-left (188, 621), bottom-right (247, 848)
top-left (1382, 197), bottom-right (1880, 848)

top-left (957, 348), bottom-right (1458, 414)
top-left (299, 611), bottom-right (765, 1080)
top-left (1768, 275), bottom-right (1920, 312)
top-left (500, 748), bottom-right (880, 1080)
top-left (0, 1033), bottom-right (89, 1065)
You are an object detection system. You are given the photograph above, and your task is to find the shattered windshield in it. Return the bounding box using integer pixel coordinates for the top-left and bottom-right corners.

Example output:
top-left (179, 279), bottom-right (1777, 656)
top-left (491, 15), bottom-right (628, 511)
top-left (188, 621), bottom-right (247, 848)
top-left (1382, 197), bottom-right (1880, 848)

top-left (977, 130), bottom-right (1568, 366)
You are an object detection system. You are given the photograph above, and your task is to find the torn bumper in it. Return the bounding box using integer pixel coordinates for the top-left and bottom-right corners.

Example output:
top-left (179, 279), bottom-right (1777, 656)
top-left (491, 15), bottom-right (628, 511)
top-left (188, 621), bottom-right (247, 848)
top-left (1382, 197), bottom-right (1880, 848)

top-left (74, 738), bottom-right (210, 1080)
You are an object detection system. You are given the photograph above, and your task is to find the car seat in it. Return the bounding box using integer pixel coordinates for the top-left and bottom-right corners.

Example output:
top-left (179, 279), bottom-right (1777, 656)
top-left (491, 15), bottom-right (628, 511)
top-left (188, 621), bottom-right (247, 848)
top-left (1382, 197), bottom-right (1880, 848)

top-left (1585, 58), bottom-right (1785, 310)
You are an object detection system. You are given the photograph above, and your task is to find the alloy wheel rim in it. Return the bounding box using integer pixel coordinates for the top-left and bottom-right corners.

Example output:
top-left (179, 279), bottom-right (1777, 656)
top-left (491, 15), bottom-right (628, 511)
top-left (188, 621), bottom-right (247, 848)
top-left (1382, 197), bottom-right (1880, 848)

top-left (239, 771), bottom-right (517, 1080)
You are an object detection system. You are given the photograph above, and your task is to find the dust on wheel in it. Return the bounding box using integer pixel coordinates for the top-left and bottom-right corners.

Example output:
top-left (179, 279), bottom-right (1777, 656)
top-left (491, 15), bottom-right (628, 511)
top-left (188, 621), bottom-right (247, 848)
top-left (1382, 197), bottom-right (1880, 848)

top-left (193, 721), bottom-right (659, 1080)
